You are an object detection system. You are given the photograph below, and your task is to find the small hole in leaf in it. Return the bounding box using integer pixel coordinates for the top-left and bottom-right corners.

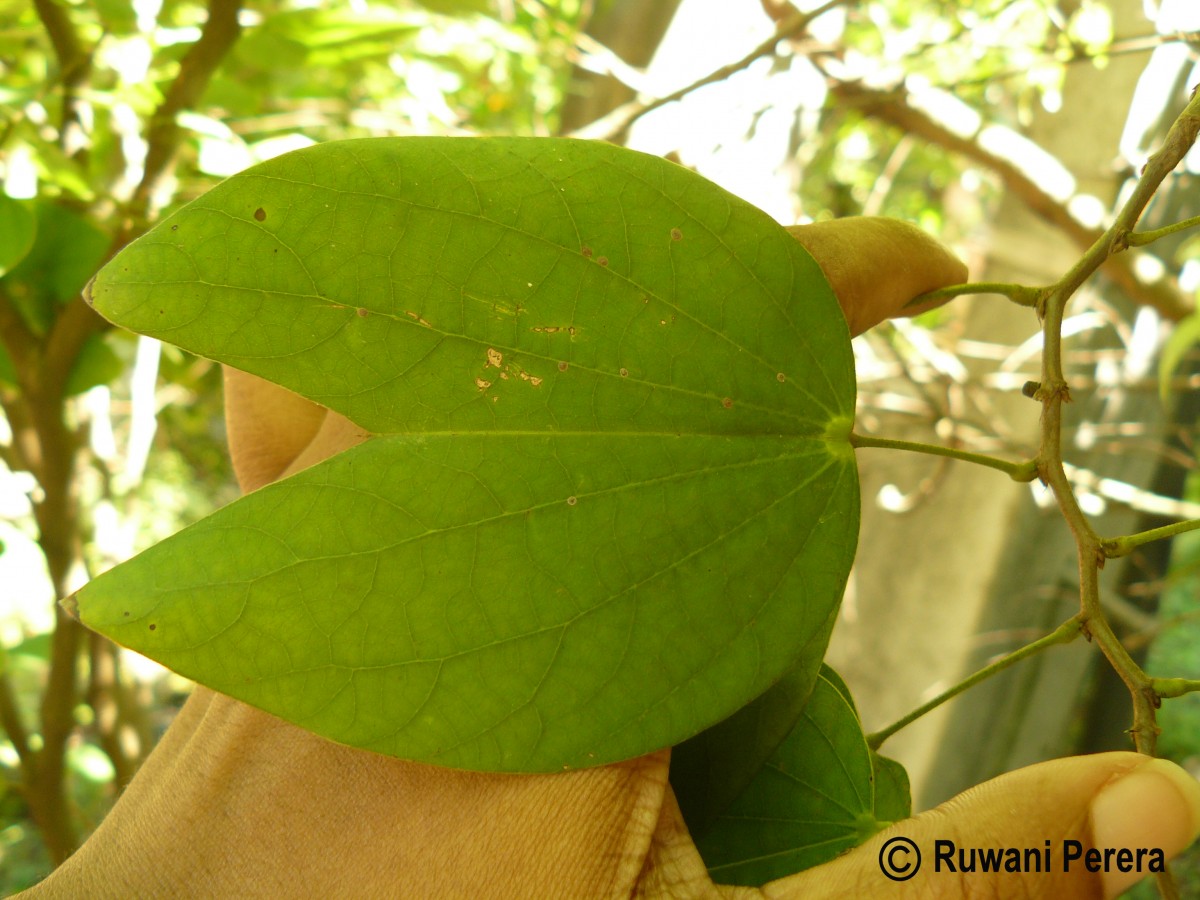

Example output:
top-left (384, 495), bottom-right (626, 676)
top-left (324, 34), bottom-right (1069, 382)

top-left (777, 373), bottom-right (786, 383)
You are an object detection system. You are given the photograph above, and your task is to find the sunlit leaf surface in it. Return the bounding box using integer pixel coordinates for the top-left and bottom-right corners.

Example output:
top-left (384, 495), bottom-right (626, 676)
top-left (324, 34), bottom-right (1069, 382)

top-left (77, 138), bottom-right (858, 771)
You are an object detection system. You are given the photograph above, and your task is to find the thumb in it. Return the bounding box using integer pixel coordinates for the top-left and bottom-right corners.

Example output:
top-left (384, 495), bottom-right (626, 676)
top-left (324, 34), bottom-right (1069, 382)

top-left (788, 217), bottom-right (966, 338)
top-left (763, 752), bottom-right (1200, 899)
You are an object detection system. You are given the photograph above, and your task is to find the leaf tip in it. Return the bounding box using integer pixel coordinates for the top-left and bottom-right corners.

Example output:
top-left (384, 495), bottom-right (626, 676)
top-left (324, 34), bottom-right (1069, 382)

top-left (60, 590), bottom-right (81, 622)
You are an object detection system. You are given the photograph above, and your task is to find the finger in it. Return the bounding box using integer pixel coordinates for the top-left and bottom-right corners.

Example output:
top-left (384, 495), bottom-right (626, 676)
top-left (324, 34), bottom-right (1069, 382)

top-left (276, 404), bottom-right (370, 481)
top-left (788, 218), bottom-right (967, 338)
top-left (761, 752), bottom-right (1200, 900)
top-left (222, 367), bottom-right (329, 492)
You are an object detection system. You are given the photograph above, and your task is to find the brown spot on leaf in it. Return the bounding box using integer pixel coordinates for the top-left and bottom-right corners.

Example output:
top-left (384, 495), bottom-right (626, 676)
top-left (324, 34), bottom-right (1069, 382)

top-left (404, 311), bottom-right (432, 327)
top-left (148, 623), bottom-right (157, 631)
top-left (475, 378), bottom-right (491, 391)
top-left (721, 397), bottom-right (733, 409)
top-left (254, 208), bottom-right (266, 222)
top-left (486, 347), bottom-right (503, 368)
top-left (776, 373), bottom-right (786, 383)
top-left (356, 308), bottom-right (368, 317)
top-left (557, 361), bottom-right (569, 372)
top-left (566, 496), bottom-right (577, 506)
top-left (619, 367), bottom-right (629, 377)
top-left (581, 246), bottom-right (593, 258)
top-left (670, 227), bottom-right (682, 242)
top-left (597, 256), bottom-right (609, 267)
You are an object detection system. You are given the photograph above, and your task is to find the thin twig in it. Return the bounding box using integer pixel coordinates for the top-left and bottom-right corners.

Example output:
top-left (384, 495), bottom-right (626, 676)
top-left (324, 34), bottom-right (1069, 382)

top-left (31, 0), bottom-right (92, 155)
top-left (904, 281), bottom-right (1043, 309)
top-left (1035, 85), bottom-right (1200, 757)
top-left (1102, 518), bottom-right (1200, 559)
top-left (571, 0), bottom-right (849, 142)
top-left (867, 617), bottom-right (1083, 751)
top-left (850, 431), bottom-right (1039, 481)
top-left (1126, 214), bottom-right (1200, 247)
top-left (130, 0), bottom-right (244, 223)
top-left (0, 664), bottom-right (35, 772)
top-left (824, 74), bottom-right (1194, 321)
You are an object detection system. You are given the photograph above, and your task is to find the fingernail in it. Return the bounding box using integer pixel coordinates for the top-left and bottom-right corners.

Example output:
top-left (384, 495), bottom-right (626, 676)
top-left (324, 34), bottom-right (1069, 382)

top-left (1090, 757), bottom-right (1200, 898)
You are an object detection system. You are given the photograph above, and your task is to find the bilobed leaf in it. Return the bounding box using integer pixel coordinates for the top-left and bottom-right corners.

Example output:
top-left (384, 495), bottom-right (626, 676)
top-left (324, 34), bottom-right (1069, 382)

top-left (76, 137), bottom-right (858, 772)
top-left (696, 667), bottom-right (911, 886)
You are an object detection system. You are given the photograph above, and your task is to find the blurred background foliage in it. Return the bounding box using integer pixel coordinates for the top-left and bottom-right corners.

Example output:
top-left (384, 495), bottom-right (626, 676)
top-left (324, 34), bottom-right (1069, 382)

top-left (1, 0), bottom-right (1198, 893)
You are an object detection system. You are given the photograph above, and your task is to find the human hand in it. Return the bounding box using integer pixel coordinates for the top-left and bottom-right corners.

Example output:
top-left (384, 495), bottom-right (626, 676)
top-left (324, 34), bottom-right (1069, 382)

top-left (27, 220), bottom-right (1199, 899)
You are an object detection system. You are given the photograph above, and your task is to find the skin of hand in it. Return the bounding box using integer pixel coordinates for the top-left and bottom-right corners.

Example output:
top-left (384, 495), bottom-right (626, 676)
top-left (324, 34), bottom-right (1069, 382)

top-left (23, 220), bottom-right (1200, 899)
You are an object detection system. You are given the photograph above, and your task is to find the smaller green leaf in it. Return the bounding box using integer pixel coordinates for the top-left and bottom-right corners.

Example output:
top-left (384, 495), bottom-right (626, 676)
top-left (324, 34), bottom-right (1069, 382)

top-left (0, 195), bottom-right (36, 278)
top-left (695, 666), bottom-right (911, 887)
top-left (64, 333), bottom-right (124, 396)
top-left (871, 751), bottom-right (912, 825)
top-left (670, 660), bottom-right (822, 837)
top-left (1159, 313), bottom-right (1200, 405)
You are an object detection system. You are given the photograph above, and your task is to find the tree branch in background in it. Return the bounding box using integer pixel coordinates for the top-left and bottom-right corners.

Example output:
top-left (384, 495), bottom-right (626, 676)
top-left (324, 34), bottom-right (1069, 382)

top-left (5, 0), bottom-right (246, 866)
top-left (825, 76), bottom-right (1194, 322)
top-left (31, 0), bottom-right (92, 157)
top-left (1034, 85), bottom-right (1200, 761)
top-left (570, 0), bottom-right (849, 142)
top-left (131, 0), bottom-right (244, 222)
top-left (86, 636), bottom-right (147, 788)
top-left (557, 0), bottom-right (683, 135)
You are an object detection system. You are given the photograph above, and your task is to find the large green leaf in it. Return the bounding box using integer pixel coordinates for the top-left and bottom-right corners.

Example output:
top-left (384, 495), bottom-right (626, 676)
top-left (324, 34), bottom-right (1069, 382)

top-left (695, 666), bottom-right (911, 886)
top-left (75, 137), bottom-right (858, 772)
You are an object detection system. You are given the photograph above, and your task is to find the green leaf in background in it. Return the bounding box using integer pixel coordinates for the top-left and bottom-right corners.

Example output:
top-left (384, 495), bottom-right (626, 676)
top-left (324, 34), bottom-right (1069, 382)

top-left (0, 195), bottom-right (36, 278)
top-left (1159, 312), bottom-right (1200, 404)
top-left (75, 137), bottom-right (858, 772)
top-left (695, 666), bottom-right (911, 886)
top-left (64, 333), bottom-right (125, 396)
top-left (1, 200), bottom-right (108, 334)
